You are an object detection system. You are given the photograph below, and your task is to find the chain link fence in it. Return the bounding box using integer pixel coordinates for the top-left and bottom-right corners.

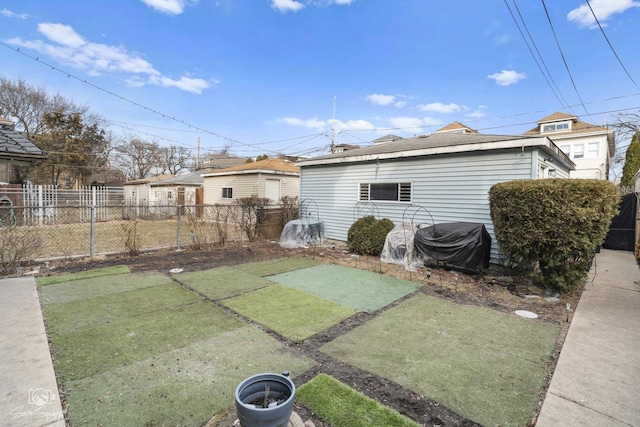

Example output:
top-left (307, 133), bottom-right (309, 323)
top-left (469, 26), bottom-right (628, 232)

top-left (0, 201), bottom-right (297, 274)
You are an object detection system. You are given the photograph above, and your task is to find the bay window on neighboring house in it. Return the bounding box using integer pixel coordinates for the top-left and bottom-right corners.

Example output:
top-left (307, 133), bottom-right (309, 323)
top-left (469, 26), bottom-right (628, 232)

top-left (359, 182), bottom-right (412, 202)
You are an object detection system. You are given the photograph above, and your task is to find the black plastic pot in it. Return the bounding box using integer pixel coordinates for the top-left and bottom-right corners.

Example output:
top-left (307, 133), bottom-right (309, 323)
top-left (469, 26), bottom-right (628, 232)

top-left (235, 372), bottom-right (295, 427)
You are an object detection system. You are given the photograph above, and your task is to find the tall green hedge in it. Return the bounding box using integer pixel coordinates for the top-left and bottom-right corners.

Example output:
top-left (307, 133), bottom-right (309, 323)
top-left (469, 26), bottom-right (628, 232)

top-left (347, 216), bottom-right (394, 256)
top-left (489, 179), bottom-right (619, 293)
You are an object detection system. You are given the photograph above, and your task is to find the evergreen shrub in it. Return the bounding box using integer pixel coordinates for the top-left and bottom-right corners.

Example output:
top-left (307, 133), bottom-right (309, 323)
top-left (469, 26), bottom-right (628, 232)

top-left (347, 216), bottom-right (394, 256)
top-left (489, 179), bottom-right (619, 293)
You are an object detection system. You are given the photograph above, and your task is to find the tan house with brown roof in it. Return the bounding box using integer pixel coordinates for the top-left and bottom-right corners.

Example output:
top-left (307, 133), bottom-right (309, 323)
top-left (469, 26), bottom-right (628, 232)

top-left (202, 158), bottom-right (300, 204)
top-left (524, 112), bottom-right (614, 180)
top-left (436, 122), bottom-right (479, 134)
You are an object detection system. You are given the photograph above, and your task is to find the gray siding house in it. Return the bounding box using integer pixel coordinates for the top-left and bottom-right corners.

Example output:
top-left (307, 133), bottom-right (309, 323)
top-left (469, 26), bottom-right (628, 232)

top-left (296, 130), bottom-right (574, 261)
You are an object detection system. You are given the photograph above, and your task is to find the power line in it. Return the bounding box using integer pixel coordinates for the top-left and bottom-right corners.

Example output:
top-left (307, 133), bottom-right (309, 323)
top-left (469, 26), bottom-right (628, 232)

top-left (504, 0), bottom-right (571, 110)
top-left (585, 0), bottom-right (640, 90)
top-left (540, 0), bottom-right (592, 119)
top-left (0, 40), bottom-right (266, 152)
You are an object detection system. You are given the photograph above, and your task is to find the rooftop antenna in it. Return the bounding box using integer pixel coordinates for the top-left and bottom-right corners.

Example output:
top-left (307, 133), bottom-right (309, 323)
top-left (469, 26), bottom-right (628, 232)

top-left (330, 94), bottom-right (336, 153)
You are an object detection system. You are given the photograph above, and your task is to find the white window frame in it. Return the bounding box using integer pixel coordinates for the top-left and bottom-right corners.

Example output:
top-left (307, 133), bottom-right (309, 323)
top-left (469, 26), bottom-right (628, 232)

top-left (359, 182), bottom-right (412, 203)
top-left (586, 142), bottom-right (599, 158)
top-left (573, 144), bottom-right (585, 159)
top-left (221, 187), bottom-right (233, 199)
top-left (541, 121), bottom-right (570, 133)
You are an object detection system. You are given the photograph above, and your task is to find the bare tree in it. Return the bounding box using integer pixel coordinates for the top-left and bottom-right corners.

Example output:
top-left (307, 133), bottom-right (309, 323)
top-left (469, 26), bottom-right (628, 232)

top-left (113, 138), bottom-right (161, 180)
top-left (158, 145), bottom-right (193, 175)
top-left (610, 112), bottom-right (640, 180)
top-left (0, 77), bottom-right (88, 138)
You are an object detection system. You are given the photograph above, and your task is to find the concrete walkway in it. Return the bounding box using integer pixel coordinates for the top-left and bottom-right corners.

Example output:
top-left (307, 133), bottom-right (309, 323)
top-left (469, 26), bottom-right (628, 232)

top-left (537, 249), bottom-right (640, 427)
top-left (0, 276), bottom-right (64, 427)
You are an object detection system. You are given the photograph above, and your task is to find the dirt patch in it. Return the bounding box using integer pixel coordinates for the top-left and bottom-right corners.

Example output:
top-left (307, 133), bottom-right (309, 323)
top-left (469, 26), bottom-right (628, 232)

top-left (39, 240), bottom-right (581, 427)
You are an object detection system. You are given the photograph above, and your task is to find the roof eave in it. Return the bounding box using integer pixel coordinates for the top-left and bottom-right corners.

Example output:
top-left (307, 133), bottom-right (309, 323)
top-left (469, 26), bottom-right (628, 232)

top-left (202, 169), bottom-right (299, 178)
top-left (298, 136), bottom-right (574, 168)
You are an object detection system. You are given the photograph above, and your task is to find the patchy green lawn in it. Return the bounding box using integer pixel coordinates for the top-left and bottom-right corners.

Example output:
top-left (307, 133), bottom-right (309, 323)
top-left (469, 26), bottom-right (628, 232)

top-left (268, 264), bottom-right (422, 312)
top-left (40, 259), bottom-right (561, 427)
top-left (233, 257), bottom-right (320, 276)
top-left (222, 285), bottom-right (357, 342)
top-left (297, 374), bottom-right (421, 427)
top-left (37, 265), bottom-right (130, 286)
top-left (41, 270), bottom-right (315, 426)
top-left (320, 293), bottom-right (560, 427)
top-left (173, 266), bottom-right (273, 300)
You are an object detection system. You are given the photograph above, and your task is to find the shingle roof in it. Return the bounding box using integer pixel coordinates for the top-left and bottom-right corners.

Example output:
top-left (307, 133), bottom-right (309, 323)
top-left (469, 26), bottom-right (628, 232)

top-left (150, 169), bottom-right (217, 187)
top-left (200, 155), bottom-right (246, 169)
top-left (123, 174), bottom-right (174, 185)
top-left (202, 158), bottom-right (299, 176)
top-left (0, 124), bottom-right (46, 162)
top-left (301, 132), bottom-right (527, 160)
top-left (535, 112), bottom-right (577, 123)
top-left (297, 131), bottom-right (575, 169)
top-left (436, 122), bottom-right (479, 133)
top-left (523, 112), bottom-right (611, 136)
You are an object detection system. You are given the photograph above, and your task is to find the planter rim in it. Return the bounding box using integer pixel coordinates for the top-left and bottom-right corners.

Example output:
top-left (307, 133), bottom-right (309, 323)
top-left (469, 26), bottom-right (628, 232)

top-left (235, 372), bottom-right (296, 411)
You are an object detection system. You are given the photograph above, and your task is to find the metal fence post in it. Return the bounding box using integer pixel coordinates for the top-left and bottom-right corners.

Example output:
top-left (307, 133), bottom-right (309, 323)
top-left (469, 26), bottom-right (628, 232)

top-left (241, 206), bottom-right (245, 243)
top-left (90, 205), bottom-right (96, 257)
top-left (177, 205), bottom-right (181, 250)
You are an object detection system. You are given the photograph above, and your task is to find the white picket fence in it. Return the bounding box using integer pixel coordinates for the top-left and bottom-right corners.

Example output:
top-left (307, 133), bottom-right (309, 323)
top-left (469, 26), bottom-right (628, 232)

top-left (18, 184), bottom-right (124, 224)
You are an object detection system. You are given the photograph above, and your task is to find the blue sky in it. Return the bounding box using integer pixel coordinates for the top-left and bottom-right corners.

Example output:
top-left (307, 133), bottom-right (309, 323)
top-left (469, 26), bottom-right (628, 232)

top-left (1, 0), bottom-right (639, 160)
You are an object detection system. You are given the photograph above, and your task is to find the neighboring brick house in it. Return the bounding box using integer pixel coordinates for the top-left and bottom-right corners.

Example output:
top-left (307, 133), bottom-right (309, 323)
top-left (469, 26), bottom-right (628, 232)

top-left (524, 112), bottom-right (615, 180)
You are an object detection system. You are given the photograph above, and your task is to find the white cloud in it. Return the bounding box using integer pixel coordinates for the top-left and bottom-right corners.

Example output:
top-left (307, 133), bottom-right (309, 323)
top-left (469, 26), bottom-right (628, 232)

top-left (280, 117), bottom-right (326, 129)
top-left (389, 116), bottom-right (442, 130)
top-left (367, 93), bottom-right (407, 108)
top-left (419, 102), bottom-right (464, 114)
top-left (366, 93), bottom-right (396, 106)
top-left (38, 23), bottom-right (86, 48)
top-left (568, 0), bottom-right (640, 28)
top-left (141, 0), bottom-right (193, 15)
top-left (278, 116), bottom-right (374, 132)
top-left (7, 22), bottom-right (212, 94)
top-left (271, 0), bottom-right (354, 13)
top-left (487, 69), bottom-right (526, 86)
top-left (334, 119), bottom-right (375, 131)
top-left (149, 75), bottom-right (214, 94)
top-left (271, 0), bottom-right (306, 12)
top-left (0, 8), bottom-right (28, 19)
top-left (494, 33), bottom-right (511, 45)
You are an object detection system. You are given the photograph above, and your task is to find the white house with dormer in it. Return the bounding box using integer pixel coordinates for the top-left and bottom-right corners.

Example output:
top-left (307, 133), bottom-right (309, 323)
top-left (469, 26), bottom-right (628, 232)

top-left (524, 112), bottom-right (615, 180)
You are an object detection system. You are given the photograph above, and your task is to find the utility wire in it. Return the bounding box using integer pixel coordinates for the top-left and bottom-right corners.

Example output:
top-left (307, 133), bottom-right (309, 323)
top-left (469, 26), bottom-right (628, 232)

top-left (0, 40), bottom-right (264, 152)
top-left (505, 0), bottom-right (571, 111)
top-left (585, 0), bottom-right (640, 90)
top-left (540, 0), bottom-right (593, 120)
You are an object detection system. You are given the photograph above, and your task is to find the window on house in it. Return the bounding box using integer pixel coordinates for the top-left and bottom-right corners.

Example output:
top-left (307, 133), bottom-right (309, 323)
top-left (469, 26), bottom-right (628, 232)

top-left (587, 142), bottom-right (599, 158)
top-left (167, 191), bottom-right (172, 199)
top-left (222, 187), bottom-right (233, 199)
top-left (573, 144), bottom-right (584, 159)
top-left (559, 145), bottom-right (570, 156)
top-left (359, 182), bottom-right (411, 202)
top-left (542, 122), bottom-right (570, 133)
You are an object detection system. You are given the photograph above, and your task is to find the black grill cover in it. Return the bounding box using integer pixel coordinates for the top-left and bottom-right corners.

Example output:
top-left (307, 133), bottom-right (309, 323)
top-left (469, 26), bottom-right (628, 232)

top-left (414, 222), bottom-right (491, 270)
